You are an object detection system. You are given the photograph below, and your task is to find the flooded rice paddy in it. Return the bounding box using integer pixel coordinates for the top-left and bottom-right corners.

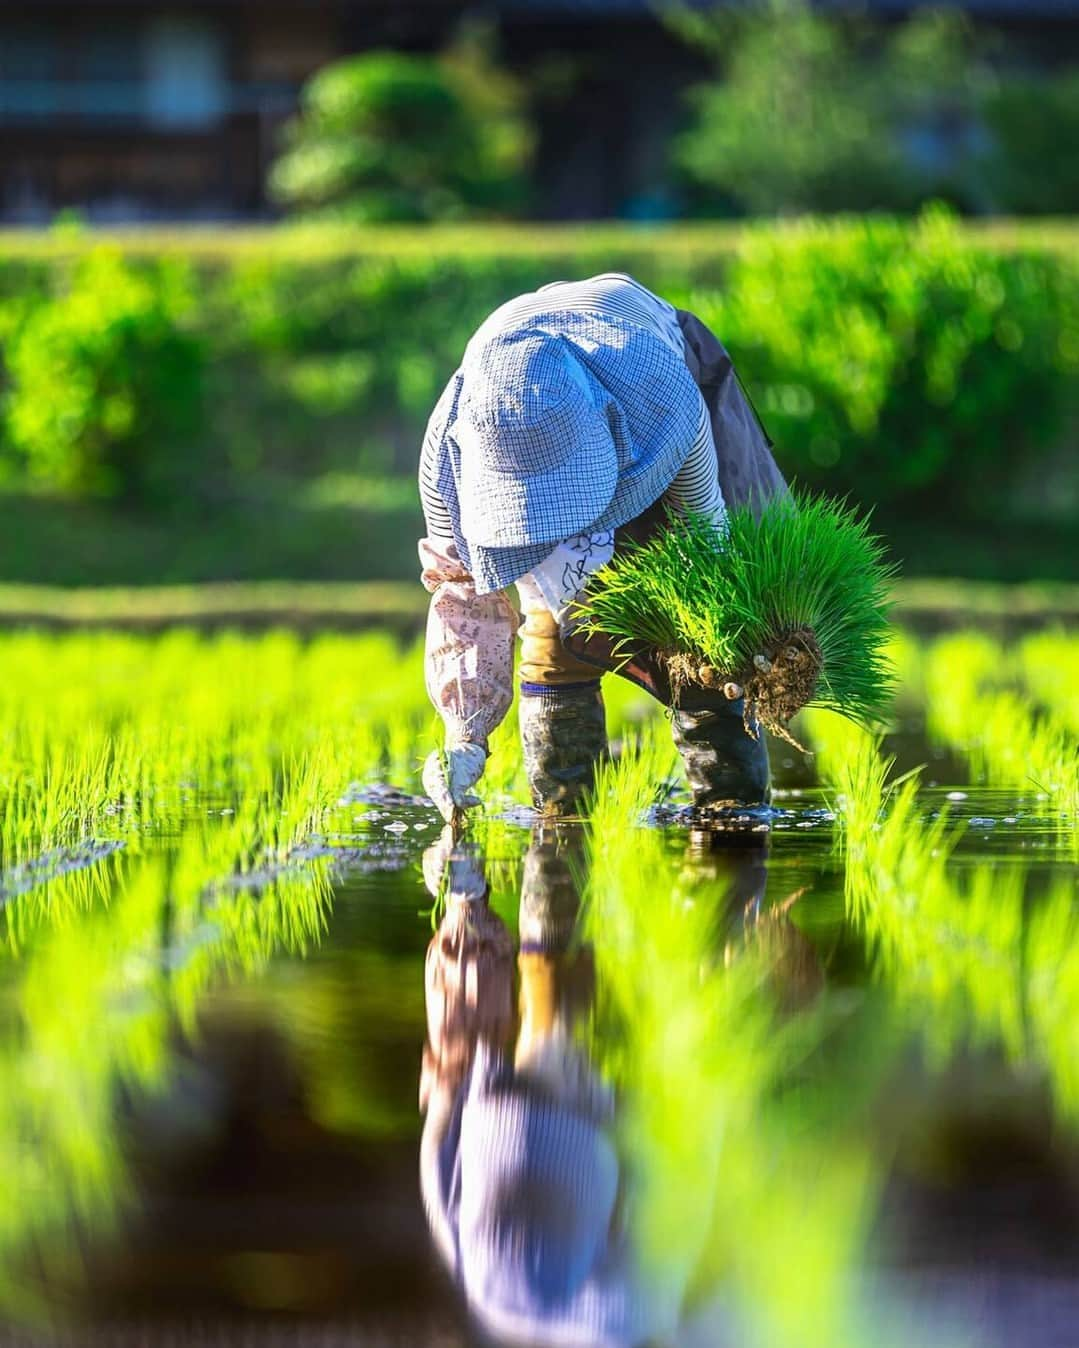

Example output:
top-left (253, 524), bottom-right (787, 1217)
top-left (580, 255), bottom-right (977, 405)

top-left (0, 626), bottom-right (1076, 1347)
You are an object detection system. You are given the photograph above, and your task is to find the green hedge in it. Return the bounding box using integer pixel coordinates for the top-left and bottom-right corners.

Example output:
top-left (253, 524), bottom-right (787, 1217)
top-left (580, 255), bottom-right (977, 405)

top-left (676, 210), bottom-right (1079, 507)
top-left (2, 248), bottom-right (204, 503)
top-left (0, 214), bottom-right (1076, 518)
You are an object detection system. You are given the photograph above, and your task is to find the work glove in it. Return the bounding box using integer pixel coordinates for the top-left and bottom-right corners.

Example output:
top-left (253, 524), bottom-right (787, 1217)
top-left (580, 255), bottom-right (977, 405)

top-left (422, 740), bottom-right (487, 825)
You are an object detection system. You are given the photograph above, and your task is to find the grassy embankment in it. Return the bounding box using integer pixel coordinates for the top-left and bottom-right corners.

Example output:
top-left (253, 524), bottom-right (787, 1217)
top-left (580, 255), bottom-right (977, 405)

top-left (0, 574), bottom-right (1076, 631)
top-left (2, 483), bottom-right (1077, 594)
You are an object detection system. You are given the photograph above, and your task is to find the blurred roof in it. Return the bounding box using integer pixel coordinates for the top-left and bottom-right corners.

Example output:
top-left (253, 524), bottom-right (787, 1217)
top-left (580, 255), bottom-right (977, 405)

top-left (21, 0), bottom-right (1079, 11)
top-left (498, 0), bottom-right (1079, 12)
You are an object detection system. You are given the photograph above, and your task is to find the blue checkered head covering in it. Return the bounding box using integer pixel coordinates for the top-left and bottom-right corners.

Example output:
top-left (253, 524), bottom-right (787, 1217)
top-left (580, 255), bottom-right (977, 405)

top-left (437, 311), bottom-right (701, 595)
top-left (458, 329), bottom-right (617, 550)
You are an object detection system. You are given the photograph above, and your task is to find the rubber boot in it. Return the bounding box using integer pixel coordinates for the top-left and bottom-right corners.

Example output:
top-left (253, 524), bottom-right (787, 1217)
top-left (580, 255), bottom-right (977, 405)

top-left (670, 695), bottom-right (771, 807)
top-left (519, 682), bottom-right (607, 815)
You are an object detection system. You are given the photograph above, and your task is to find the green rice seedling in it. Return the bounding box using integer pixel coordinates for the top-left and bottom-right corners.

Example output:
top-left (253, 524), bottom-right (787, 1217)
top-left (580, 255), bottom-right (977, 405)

top-left (801, 707), bottom-right (1046, 1095)
top-left (748, 689), bottom-right (1074, 1103)
top-left (579, 493), bottom-right (896, 743)
top-left (0, 624), bottom-right (483, 1312)
top-left (799, 708), bottom-right (884, 801)
top-left (883, 627), bottom-right (925, 712)
top-left (479, 702), bottom-right (528, 805)
top-left (804, 694), bottom-right (1079, 1105)
top-left (0, 629), bottom-right (438, 876)
top-left (586, 715), bottom-right (682, 831)
top-left (1018, 629), bottom-right (1079, 736)
top-left (923, 632), bottom-right (1077, 853)
top-left (800, 707), bottom-right (956, 918)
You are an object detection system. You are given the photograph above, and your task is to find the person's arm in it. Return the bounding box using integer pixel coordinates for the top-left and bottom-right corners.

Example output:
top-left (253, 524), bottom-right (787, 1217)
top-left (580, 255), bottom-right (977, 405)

top-left (420, 535), bottom-right (518, 752)
top-left (664, 393), bottom-right (727, 527)
top-left (418, 374), bottom-right (519, 821)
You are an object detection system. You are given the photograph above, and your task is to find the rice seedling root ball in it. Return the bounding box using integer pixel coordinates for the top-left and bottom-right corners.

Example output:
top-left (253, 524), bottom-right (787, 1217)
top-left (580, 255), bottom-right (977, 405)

top-left (668, 626), bottom-right (824, 741)
top-left (578, 494), bottom-right (896, 742)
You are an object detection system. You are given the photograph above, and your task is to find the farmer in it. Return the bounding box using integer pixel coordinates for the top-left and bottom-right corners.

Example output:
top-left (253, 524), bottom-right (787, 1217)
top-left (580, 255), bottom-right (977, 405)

top-left (418, 274), bottom-right (789, 821)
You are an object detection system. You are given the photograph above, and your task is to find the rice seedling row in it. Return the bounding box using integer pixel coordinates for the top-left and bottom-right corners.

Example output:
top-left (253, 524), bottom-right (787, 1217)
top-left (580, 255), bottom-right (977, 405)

top-left (0, 624), bottom-right (1075, 1344)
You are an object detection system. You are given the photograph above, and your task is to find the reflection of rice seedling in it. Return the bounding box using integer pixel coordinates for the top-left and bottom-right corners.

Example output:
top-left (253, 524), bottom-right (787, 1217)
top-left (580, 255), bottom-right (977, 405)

top-left (582, 801), bottom-right (889, 1348)
top-left (0, 818), bottom-right (337, 1316)
top-left (1026, 873), bottom-right (1079, 1119)
top-left (578, 494), bottom-right (896, 743)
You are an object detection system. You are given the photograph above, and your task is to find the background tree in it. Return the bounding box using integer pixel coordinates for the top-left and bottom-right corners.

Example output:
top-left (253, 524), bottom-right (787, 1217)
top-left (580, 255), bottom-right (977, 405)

top-left (269, 31), bottom-right (533, 222)
top-left (2, 245), bottom-right (204, 505)
top-left (672, 2), bottom-right (991, 216)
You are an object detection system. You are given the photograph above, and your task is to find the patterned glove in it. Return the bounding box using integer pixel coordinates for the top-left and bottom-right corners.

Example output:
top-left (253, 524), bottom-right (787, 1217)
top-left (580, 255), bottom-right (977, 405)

top-left (422, 741), bottom-right (487, 824)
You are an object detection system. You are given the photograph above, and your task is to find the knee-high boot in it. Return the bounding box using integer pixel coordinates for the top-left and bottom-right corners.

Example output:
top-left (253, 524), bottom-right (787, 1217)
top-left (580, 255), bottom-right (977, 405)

top-left (519, 682), bottom-right (607, 814)
top-left (670, 695), bottom-right (771, 807)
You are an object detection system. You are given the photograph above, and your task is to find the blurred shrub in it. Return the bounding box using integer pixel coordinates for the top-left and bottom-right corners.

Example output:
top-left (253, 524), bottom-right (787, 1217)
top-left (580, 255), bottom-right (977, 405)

top-left (681, 208), bottom-right (1079, 510)
top-left (676, 3), bottom-right (905, 215)
top-left (1, 248), bottom-right (205, 503)
top-left (270, 34), bottom-right (532, 222)
top-left (671, 2), bottom-right (1079, 221)
top-left (674, 0), bottom-right (1079, 220)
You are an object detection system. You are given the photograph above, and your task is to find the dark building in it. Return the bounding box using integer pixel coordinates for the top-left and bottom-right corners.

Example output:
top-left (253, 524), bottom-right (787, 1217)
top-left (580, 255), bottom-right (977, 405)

top-left (1, 0), bottom-right (1077, 223)
top-left (0, 3), bottom-right (351, 221)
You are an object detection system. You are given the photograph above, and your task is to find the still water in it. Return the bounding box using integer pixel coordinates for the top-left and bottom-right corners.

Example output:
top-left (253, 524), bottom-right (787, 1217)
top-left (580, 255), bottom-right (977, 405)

top-left (1, 737), bottom-right (1077, 1347)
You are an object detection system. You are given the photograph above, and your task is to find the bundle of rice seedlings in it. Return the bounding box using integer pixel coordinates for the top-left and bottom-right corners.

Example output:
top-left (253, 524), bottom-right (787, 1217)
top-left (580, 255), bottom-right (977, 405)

top-left (577, 493), bottom-right (897, 744)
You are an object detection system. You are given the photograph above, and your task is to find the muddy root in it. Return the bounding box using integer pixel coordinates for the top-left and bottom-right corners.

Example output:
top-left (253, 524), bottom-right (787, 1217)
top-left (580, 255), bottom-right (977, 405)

top-left (665, 627), bottom-right (823, 749)
top-left (666, 651), bottom-right (727, 698)
top-left (740, 627), bottom-right (822, 747)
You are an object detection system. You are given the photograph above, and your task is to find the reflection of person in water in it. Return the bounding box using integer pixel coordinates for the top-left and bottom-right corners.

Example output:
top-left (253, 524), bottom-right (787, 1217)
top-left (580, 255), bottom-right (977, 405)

top-left (419, 825), bottom-right (667, 1347)
top-left (418, 825), bottom-right (821, 1346)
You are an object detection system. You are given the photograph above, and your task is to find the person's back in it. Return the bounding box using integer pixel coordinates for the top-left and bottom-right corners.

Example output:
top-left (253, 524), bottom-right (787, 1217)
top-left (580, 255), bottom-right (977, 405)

top-left (464, 273), bottom-right (685, 357)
